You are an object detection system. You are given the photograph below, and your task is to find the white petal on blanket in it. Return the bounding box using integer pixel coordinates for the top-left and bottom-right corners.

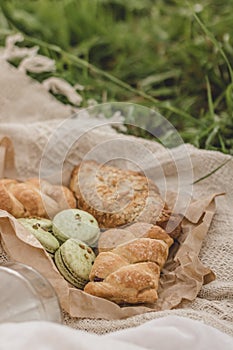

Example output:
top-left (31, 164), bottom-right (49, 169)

top-left (0, 33), bottom-right (38, 60)
top-left (18, 55), bottom-right (56, 73)
top-left (109, 111), bottom-right (126, 132)
top-left (74, 82), bottom-right (85, 91)
top-left (5, 33), bottom-right (24, 49)
top-left (2, 47), bottom-right (39, 61)
top-left (42, 77), bottom-right (83, 106)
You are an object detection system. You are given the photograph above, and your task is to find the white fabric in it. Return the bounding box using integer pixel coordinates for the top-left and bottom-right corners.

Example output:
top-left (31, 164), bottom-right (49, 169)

top-left (0, 316), bottom-right (232, 350)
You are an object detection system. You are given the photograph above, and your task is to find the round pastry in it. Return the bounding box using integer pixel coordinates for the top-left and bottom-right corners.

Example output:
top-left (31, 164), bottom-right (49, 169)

top-left (54, 238), bottom-right (95, 289)
top-left (52, 209), bottom-right (100, 246)
top-left (18, 217), bottom-right (60, 254)
top-left (70, 160), bottom-right (167, 228)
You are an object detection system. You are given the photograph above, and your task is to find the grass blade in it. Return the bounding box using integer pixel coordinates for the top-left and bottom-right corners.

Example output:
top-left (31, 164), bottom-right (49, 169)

top-left (193, 157), bottom-right (232, 184)
top-left (205, 76), bottom-right (214, 119)
top-left (192, 11), bottom-right (233, 84)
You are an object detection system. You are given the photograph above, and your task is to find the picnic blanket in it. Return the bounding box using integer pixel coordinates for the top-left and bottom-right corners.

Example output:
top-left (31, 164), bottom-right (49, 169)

top-left (0, 54), bottom-right (232, 337)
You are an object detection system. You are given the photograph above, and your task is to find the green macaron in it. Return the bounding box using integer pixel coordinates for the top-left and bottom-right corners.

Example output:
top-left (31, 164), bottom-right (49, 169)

top-left (52, 209), bottom-right (100, 246)
top-left (54, 238), bottom-right (95, 289)
top-left (18, 217), bottom-right (60, 254)
top-left (18, 217), bottom-right (53, 232)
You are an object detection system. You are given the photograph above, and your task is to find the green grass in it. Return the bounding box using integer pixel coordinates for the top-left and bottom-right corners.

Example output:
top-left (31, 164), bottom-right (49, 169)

top-left (0, 0), bottom-right (233, 154)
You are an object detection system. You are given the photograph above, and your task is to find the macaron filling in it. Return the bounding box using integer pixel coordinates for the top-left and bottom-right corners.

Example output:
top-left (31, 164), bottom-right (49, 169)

top-left (55, 249), bottom-right (87, 289)
top-left (54, 238), bottom-right (96, 289)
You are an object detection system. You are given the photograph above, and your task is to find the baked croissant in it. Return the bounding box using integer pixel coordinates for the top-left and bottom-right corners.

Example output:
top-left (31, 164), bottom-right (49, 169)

top-left (0, 177), bottom-right (76, 218)
top-left (98, 223), bottom-right (174, 253)
top-left (85, 262), bottom-right (160, 304)
top-left (84, 228), bottom-right (173, 304)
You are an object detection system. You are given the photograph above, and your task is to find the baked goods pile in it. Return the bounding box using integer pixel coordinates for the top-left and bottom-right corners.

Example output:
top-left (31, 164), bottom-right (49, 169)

top-left (1, 161), bottom-right (182, 306)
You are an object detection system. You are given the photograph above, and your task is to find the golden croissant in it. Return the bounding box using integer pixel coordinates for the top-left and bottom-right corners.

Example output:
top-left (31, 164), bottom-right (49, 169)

top-left (0, 178), bottom-right (76, 218)
top-left (84, 225), bottom-right (173, 304)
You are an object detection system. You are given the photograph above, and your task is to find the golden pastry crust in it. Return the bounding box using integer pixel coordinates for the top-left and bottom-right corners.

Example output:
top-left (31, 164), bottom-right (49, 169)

top-left (89, 251), bottom-right (129, 281)
top-left (26, 178), bottom-right (76, 210)
top-left (112, 238), bottom-right (168, 269)
top-left (84, 262), bottom-right (160, 304)
top-left (98, 228), bottom-right (136, 253)
top-left (98, 223), bottom-right (173, 253)
top-left (0, 179), bottom-right (18, 186)
top-left (70, 160), bottom-right (167, 228)
top-left (0, 182), bottom-right (25, 217)
top-left (10, 183), bottom-right (47, 217)
top-left (0, 178), bottom-right (76, 218)
top-left (142, 225), bottom-right (174, 247)
top-left (85, 234), bottom-right (170, 304)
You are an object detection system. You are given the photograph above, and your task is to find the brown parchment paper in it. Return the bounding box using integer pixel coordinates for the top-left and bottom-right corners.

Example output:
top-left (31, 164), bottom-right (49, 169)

top-left (0, 136), bottom-right (218, 320)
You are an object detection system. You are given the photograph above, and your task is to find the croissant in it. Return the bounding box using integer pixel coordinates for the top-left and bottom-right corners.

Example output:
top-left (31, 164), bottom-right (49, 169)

top-left (0, 177), bottom-right (76, 218)
top-left (84, 230), bottom-right (172, 304)
top-left (98, 223), bottom-right (174, 253)
top-left (85, 262), bottom-right (160, 304)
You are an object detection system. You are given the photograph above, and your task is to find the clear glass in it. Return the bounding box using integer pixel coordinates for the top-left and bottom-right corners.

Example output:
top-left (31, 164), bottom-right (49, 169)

top-left (0, 262), bottom-right (62, 323)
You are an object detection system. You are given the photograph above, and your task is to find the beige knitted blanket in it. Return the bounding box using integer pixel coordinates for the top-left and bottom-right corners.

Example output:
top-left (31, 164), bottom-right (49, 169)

top-left (0, 58), bottom-right (232, 337)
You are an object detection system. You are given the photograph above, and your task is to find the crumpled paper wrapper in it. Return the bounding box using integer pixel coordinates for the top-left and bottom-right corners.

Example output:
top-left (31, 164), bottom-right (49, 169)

top-left (0, 136), bottom-right (218, 320)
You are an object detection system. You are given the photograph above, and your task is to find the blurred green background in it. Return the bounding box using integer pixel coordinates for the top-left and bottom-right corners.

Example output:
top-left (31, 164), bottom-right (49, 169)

top-left (0, 0), bottom-right (233, 153)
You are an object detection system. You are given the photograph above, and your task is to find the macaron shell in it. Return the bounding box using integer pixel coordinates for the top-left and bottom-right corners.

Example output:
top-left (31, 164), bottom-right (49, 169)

top-left (52, 226), bottom-right (68, 243)
top-left (52, 209), bottom-right (100, 245)
top-left (18, 217), bottom-right (53, 232)
top-left (33, 229), bottom-right (60, 254)
top-left (60, 238), bottom-right (95, 281)
top-left (54, 249), bottom-right (87, 289)
top-left (18, 218), bottom-right (59, 253)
